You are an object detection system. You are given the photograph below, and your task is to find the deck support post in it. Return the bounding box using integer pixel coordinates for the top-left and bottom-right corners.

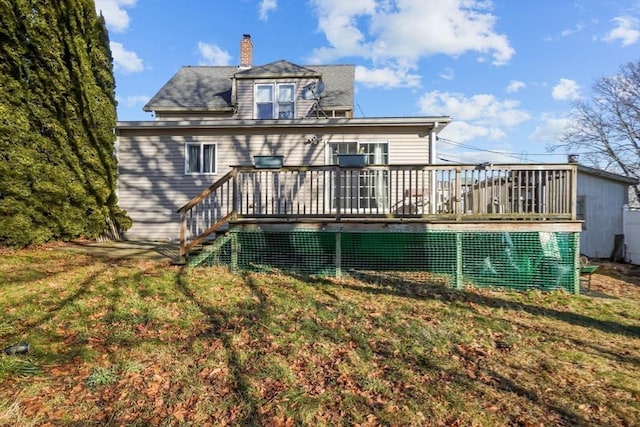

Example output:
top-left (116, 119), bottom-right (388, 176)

top-left (335, 232), bottom-right (342, 278)
top-left (230, 232), bottom-right (239, 272)
top-left (572, 232), bottom-right (581, 295)
top-left (455, 231), bottom-right (463, 290)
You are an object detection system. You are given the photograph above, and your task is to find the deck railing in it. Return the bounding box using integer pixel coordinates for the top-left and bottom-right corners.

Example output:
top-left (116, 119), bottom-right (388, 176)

top-left (177, 169), bottom-right (237, 259)
top-left (178, 164), bottom-right (577, 259)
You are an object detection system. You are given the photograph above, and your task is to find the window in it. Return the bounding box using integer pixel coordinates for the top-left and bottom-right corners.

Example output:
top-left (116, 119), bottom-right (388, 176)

top-left (185, 143), bottom-right (216, 174)
top-left (277, 84), bottom-right (294, 118)
top-left (255, 83), bottom-right (295, 119)
top-left (577, 195), bottom-right (586, 230)
top-left (255, 85), bottom-right (273, 119)
top-left (326, 141), bottom-right (389, 212)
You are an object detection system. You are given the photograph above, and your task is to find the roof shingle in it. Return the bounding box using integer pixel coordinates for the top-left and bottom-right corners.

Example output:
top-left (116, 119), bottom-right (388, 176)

top-left (144, 61), bottom-right (354, 112)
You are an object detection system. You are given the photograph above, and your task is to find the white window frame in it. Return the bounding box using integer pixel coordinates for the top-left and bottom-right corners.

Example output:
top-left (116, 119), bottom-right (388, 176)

top-left (185, 142), bottom-right (217, 175)
top-left (324, 141), bottom-right (390, 213)
top-left (254, 83), bottom-right (296, 119)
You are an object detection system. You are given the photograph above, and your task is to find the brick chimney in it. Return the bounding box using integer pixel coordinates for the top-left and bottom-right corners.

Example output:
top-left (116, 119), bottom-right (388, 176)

top-left (239, 34), bottom-right (252, 68)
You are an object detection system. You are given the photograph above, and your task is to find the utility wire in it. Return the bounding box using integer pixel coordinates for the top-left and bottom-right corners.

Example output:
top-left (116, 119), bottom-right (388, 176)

top-left (436, 137), bottom-right (525, 161)
top-left (436, 136), bottom-right (600, 158)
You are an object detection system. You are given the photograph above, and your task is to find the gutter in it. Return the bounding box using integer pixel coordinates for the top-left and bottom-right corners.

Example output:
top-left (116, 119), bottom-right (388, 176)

top-left (116, 116), bottom-right (452, 132)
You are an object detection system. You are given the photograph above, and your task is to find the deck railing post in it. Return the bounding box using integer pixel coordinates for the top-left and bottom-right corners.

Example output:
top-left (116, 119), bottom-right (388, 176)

top-left (335, 167), bottom-right (342, 220)
top-left (232, 171), bottom-right (238, 218)
top-left (179, 211), bottom-right (187, 262)
top-left (430, 168), bottom-right (437, 214)
top-left (570, 164), bottom-right (577, 221)
top-left (455, 167), bottom-right (462, 221)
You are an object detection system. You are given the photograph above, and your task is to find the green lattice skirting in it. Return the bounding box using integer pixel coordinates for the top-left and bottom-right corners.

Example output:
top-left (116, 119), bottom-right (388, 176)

top-left (194, 229), bottom-right (580, 293)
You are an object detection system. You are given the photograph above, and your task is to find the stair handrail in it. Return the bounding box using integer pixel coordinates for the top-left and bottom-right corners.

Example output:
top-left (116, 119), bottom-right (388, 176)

top-left (177, 168), bottom-right (238, 261)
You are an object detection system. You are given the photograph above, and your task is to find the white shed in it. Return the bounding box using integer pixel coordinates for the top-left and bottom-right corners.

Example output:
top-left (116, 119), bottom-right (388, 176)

top-left (576, 165), bottom-right (638, 259)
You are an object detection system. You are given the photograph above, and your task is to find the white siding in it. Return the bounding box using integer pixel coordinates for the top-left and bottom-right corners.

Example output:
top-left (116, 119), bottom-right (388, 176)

top-left (577, 173), bottom-right (629, 258)
top-left (623, 206), bottom-right (640, 265)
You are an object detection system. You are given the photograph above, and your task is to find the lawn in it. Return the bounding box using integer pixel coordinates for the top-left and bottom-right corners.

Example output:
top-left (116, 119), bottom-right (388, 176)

top-left (0, 244), bottom-right (639, 426)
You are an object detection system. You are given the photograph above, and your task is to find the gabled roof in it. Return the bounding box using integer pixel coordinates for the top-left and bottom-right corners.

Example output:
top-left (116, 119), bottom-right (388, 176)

top-left (578, 164), bottom-right (638, 185)
top-left (309, 65), bottom-right (355, 108)
top-left (143, 62), bottom-right (355, 113)
top-left (144, 66), bottom-right (235, 112)
top-left (234, 60), bottom-right (321, 79)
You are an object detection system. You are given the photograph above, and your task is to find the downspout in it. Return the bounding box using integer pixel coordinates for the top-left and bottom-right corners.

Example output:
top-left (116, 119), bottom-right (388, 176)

top-left (429, 121), bottom-right (438, 164)
top-left (430, 122), bottom-right (438, 214)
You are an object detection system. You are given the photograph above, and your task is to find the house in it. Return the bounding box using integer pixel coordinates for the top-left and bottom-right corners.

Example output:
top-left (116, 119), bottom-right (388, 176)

top-left (116, 35), bottom-right (449, 241)
top-left (116, 34), bottom-right (585, 293)
top-left (575, 163), bottom-right (638, 259)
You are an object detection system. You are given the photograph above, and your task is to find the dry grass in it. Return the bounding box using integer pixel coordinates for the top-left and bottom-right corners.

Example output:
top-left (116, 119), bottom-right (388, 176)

top-left (0, 244), bottom-right (638, 426)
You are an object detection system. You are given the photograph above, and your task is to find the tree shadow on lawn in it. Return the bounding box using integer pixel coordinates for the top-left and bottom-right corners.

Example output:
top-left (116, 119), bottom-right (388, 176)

top-left (6, 261), bottom-right (181, 366)
top-left (448, 346), bottom-right (589, 426)
top-left (323, 270), bottom-right (639, 425)
top-left (2, 258), bottom-right (105, 340)
top-left (174, 266), bottom-right (266, 425)
top-left (339, 270), bottom-right (640, 339)
top-left (170, 266), bottom-right (605, 425)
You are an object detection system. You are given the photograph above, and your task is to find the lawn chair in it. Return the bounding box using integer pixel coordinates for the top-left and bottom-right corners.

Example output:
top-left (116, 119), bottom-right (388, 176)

top-left (580, 256), bottom-right (598, 291)
top-left (393, 189), bottom-right (427, 215)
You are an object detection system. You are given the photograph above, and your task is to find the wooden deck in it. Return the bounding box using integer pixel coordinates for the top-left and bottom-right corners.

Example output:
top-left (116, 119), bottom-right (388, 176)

top-left (178, 163), bottom-right (580, 259)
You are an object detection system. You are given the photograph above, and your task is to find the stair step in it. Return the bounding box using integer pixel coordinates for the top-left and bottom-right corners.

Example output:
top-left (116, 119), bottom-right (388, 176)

top-left (188, 234), bottom-right (232, 267)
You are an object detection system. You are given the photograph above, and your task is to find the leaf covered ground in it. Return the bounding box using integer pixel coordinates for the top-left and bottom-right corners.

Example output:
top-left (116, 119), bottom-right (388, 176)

top-left (0, 244), bottom-right (639, 426)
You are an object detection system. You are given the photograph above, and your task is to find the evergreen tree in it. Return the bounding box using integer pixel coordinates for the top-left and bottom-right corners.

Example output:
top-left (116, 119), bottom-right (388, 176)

top-left (0, 0), bottom-right (130, 247)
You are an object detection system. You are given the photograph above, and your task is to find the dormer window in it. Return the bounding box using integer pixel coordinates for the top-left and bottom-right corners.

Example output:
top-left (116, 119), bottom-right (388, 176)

top-left (255, 83), bottom-right (295, 119)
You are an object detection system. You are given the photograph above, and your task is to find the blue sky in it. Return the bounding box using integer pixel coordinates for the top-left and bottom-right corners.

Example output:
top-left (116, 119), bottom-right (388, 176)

top-left (96, 0), bottom-right (640, 164)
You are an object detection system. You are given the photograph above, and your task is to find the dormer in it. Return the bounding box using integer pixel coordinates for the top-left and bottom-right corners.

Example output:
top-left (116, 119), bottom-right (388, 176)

top-left (231, 60), bottom-right (353, 119)
top-left (233, 60), bottom-right (317, 119)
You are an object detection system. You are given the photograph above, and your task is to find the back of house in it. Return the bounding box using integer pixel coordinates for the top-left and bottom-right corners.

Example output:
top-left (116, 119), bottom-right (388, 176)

top-left (116, 34), bottom-right (449, 241)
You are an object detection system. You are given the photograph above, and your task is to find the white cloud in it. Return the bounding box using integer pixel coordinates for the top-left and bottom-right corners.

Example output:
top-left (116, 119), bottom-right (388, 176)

top-left (94, 0), bottom-right (136, 33)
top-left (544, 22), bottom-right (585, 41)
top-left (418, 90), bottom-right (530, 142)
top-left (197, 42), bottom-right (233, 66)
top-left (110, 41), bottom-right (143, 73)
top-left (308, 0), bottom-right (514, 88)
top-left (529, 116), bottom-right (571, 143)
top-left (506, 80), bottom-right (525, 93)
top-left (437, 121), bottom-right (506, 143)
top-left (355, 65), bottom-right (421, 88)
top-left (603, 16), bottom-right (640, 46)
top-left (439, 67), bottom-right (455, 80)
top-left (560, 22), bottom-right (585, 37)
top-left (96, 2), bottom-right (142, 75)
top-left (551, 78), bottom-right (581, 101)
top-left (259, 0), bottom-right (277, 21)
top-left (117, 95), bottom-right (150, 108)
top-left (418, 91), bottom-right (530, 126)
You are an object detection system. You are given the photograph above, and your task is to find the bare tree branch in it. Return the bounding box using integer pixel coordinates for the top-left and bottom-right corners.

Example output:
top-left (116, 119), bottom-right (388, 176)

top-left (549, 59), bottom-right (640, 203)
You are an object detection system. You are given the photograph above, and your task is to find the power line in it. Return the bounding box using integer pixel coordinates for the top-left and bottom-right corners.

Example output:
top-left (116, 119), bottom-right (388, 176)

top-left (436, 136), bottom-right (600, 159)
top-left (436, 137), bottom-right (524, 161)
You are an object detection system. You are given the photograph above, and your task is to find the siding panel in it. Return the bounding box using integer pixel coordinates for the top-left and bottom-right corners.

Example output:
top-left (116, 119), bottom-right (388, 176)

top-left (577, 173), bottom-right (628, 258)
